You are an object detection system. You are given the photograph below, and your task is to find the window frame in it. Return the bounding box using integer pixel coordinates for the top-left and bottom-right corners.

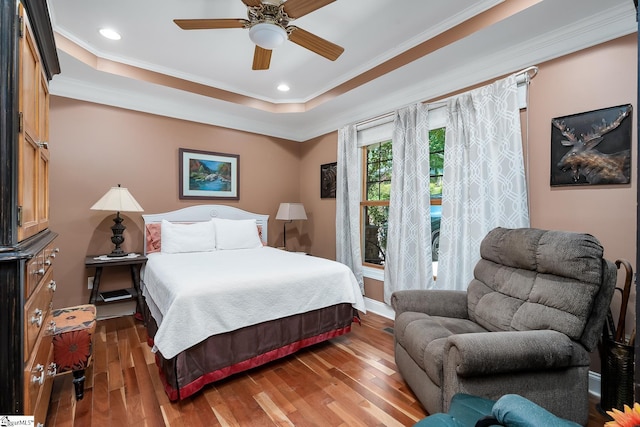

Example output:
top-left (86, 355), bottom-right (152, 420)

top-left (357, 107), bottom-right (447, 281)
top-left (361, 141), bottom-right (392, 269)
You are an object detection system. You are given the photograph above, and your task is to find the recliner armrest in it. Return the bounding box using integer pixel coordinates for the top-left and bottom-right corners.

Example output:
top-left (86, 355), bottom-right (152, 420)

top-left (391, 290), bottom-right (468, 319)
top-left (444, 330), bottom-right (578, 376)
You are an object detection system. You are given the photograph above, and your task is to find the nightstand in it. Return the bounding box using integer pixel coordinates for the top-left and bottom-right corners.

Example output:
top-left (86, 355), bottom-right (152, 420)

top-left (85, 254), bottom-right (147, 317)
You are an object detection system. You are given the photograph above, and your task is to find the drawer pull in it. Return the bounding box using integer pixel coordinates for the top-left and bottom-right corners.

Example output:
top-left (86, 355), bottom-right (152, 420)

top-left (44, 259), bottom-right (52, 266)
top-left (32, 364), bottom-right (44, 385)
top-left (37, 424), bottom-right (44, 427)
top-left (31, 309), bottom-right (43, 327)
top-left (48, 280), bottom-right (57, 292)
top-left (49, 252), bottom-right (57, 258)
top-left (35, 268), bottom-right (45, 276)
top-left (47, 362), bottom-right (58, 377)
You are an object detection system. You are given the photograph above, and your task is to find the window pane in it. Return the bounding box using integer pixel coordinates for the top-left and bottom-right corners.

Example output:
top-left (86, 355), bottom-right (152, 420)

top-left (365, 141), bottom-right (392, 201)
top-left (366, 182), bottom-right (379, 200)
top-left (429, 127), bottom-right (445, 260)
top-left (430, 204), bottom-right (441, 261)
top-left (429, 127), bottom-right (445, 200)
top-left (363, 205), bottom-right (388, 265)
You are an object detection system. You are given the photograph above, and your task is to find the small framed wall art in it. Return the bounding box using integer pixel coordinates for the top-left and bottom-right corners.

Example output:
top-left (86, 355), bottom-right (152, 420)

top-left (320, 162), bottom-right (337, 199)
top-left (550, 104), bottom-right (632, 186)
top-left (179, 148), bottom-right (239, 200)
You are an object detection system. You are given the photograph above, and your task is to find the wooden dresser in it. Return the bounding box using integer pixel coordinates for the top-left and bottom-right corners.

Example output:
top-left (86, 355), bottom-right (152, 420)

top-left (0, 0), bottom-right (60, 423)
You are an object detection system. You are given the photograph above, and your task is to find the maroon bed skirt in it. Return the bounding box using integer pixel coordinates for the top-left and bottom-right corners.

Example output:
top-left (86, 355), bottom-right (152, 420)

top-left (143, 301), bottom-right (357, 400)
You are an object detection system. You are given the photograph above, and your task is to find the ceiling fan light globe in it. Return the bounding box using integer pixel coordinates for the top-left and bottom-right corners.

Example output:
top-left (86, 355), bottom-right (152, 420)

top-left (249, 23), bottom-right (287, 50)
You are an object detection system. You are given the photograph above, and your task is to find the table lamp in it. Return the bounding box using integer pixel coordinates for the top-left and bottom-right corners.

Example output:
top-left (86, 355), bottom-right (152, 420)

top-left (90, 184), bottom-right (144, 257)
top-left (275, 203), bottom-right (307, 250)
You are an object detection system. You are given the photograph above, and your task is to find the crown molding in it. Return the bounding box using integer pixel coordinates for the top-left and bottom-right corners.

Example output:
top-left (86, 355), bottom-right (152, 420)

top-left (50, 3), bottom-right (636, 142)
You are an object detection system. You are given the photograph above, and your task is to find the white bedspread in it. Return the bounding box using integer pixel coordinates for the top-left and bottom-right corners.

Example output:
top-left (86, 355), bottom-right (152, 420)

top-left (142, 247), bottom-right (365, 359)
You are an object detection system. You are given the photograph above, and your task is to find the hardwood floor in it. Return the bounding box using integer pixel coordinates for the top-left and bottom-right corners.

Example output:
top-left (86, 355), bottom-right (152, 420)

top-left (46, 312), bottom-right (610, 426)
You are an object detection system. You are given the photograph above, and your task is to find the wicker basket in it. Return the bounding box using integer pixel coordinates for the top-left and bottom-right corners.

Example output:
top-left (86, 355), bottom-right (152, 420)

top-left (600, 338), bottom-right (635, 412)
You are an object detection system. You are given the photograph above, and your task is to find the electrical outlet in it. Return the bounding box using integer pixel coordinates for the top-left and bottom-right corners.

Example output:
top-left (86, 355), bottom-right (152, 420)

top-left (88, 276), bottom-right (94, 289)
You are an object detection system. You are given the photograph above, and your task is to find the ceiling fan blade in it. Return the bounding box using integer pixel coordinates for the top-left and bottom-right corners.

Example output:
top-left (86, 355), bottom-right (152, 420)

top-left (241, 0), bottom-right (263, 7)
top-left (288, 26), bottom-right (344, 61)
top-left (252, 46), bottom-right (272, 70)
top-left (174, 19), bottom-right (247, 30)
top-left (283, 0), bottom-right (335, 19)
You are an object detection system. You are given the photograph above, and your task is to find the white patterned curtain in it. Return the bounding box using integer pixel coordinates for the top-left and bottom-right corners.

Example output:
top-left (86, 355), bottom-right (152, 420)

top-left (436, 74), bottom-right (529, 291)
top-left (336, 124), bottom-right (364, 293)
top-left (383, 104), bottom-right (434, 304)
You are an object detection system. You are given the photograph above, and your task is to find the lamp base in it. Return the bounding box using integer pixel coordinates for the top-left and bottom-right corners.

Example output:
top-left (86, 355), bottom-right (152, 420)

top-left (108, 212), bottom-right (127, 257)
top-left (282, 222), bottom-right (287, 250)
top-left (107, 248), bottom-right (127, 257)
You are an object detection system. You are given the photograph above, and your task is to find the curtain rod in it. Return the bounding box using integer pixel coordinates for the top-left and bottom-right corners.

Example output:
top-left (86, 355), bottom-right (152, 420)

top-left (355, 66), bottom-right (539, 128)
top-left (513, 66), bottom-right (538, 83)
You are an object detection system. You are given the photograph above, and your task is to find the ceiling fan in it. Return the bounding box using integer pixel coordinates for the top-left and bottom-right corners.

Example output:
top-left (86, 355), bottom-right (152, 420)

top-left (174, 0), bottom-right (345, 70)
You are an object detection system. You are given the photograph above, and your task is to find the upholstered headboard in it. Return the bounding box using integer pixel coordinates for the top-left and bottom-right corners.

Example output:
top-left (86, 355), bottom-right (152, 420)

top-left (142, 205), bottom-right (269, 255)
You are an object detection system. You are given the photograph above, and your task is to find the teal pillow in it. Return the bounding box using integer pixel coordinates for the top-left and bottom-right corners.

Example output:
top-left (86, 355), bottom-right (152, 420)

top-left (491, 395), bottom-right (581, 427)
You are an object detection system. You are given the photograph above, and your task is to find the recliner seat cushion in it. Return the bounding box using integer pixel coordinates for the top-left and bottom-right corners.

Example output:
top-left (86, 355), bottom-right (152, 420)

top-left (395, 312), bottom-right (487, 385)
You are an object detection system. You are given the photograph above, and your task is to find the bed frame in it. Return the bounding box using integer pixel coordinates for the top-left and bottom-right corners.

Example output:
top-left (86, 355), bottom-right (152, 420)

top-left (140, 205), bottom-right (356, 401)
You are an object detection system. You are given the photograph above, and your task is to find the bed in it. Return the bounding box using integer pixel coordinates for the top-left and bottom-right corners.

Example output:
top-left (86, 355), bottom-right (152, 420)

top-left (140, 204), bottom-right (366, 401)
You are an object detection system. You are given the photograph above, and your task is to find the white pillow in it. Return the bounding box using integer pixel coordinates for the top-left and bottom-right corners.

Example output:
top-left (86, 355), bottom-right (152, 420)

top-left (214, 218), bottom-right (263, 250)
top-left (160, 219), bottom-right (216, 253)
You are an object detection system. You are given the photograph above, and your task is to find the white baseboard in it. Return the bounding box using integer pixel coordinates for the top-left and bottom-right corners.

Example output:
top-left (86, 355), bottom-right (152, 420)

top-left (589, 371), bottom-right (601, 399)
top-left (364, 296), bottom-right (395, 319)
top-left (363, 296), bottom-right (603, 398)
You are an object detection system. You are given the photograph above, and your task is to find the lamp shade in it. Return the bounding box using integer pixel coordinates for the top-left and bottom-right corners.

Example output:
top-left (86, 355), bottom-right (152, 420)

top-left (249, 22), bottom-right (287, 50)
top-left (90, 185), bottom-right (144, 212)
top-left (276, 203), bottom-right (307, 221)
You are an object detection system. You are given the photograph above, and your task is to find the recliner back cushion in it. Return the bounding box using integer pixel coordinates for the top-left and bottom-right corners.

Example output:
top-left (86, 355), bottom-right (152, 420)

top-left (467, 227), bottom-right (604, 341)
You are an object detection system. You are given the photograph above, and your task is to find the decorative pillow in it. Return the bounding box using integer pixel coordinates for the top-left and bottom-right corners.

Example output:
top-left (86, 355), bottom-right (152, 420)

top-left (160, 219), bottom-right (216, 253)
top-left (257, 224), bottom-right (267, 246)
top-left (146, 223), bottom-right (162, 254)
top-left (214, 218), bottom-right (263, 250)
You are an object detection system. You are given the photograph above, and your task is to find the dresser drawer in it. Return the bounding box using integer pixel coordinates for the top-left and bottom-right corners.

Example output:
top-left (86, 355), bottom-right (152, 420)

top-left (24, 267), bottom-right (55, 361)
top-left (42, 241), bottom-right (59, 276)
top-left (25, 244), bottom-right (58, 298)
top-left (25, 254), bottom-right (42, 298)
top-left (24, 330), bottom-right (55, 419)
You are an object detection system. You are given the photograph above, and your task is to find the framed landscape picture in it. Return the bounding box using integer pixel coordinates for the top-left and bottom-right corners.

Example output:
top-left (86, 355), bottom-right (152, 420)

top-left (179, 148), bottom-right (239, 200)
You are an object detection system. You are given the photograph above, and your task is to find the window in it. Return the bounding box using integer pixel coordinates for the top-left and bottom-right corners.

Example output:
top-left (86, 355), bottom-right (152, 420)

top-left (429, 126), bottom-right (445, 261)
top-left (359, 117), bottom-right (446, 270)
top-left (362, 140), bottom-right (391, 266)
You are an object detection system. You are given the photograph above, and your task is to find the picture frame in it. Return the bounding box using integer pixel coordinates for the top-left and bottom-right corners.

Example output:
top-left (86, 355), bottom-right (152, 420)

top-left (179, 148), bottom-right (239, 200)
top-left (320, 162), bottom-right (337, 199)
top-left (550, 104), bottom-right (632, 186)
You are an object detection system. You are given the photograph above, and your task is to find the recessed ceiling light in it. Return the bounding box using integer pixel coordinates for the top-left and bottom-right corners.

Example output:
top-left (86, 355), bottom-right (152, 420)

top-left (99, 28), bottom-right (121, 40)
top-left (277, 83), bottom-right (290, 92)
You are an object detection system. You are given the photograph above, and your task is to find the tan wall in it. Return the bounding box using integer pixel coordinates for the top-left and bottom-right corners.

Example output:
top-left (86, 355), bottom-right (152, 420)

top-left (49, 98), bottom-right (301, 307)
top-left (298, 133), bottom-right (338, 259)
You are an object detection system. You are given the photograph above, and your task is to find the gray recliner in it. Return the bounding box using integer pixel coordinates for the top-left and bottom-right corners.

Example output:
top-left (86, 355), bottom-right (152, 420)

top-left (391, 227), bottom-right (617, 426)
